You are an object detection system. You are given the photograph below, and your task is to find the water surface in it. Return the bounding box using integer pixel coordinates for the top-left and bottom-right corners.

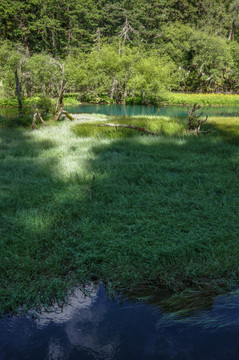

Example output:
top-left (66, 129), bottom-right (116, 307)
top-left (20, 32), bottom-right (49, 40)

top-left (65, 103), bottom-right (239, 117)
top-left (1, 285), bottom-right (239, 360)
top-left (2, 104), bottom-right (239, 120)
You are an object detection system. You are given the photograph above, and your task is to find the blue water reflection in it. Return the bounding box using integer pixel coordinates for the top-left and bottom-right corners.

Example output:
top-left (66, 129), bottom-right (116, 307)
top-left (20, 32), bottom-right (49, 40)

top-left (65, 103), bottom-right (239, 117)
top-left (1, 286), bottom-right (239, 359)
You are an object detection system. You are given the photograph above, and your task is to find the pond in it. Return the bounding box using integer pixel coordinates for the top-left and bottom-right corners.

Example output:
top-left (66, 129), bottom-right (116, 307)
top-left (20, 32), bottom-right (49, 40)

top-left (65, 103), bottom-right (239, 117)
top-left (1, 285), bottom-right (239, 360)
top-left (1, 103), bottom-right (239, 119)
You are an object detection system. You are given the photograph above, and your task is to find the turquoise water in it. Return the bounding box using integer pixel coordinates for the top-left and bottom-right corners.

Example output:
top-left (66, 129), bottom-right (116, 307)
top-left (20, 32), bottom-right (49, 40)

top-left (65, 103), bottom-right (239, 117)
top-left (1, 104), bottom-right (239, 119)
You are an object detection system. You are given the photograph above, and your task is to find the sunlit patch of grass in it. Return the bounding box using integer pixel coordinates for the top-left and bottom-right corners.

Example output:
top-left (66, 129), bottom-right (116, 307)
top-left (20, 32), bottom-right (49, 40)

top-left (205, 116), bottom-right (239, 145)
top-left (72, 115), bottom-right (187, 138)
top-left (163, 92), bottom-right (239, 106)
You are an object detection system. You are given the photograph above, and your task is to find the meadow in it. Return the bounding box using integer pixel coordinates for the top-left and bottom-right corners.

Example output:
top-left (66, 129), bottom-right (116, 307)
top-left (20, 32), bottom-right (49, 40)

top-left (0, 114), bottom-right (239, 314)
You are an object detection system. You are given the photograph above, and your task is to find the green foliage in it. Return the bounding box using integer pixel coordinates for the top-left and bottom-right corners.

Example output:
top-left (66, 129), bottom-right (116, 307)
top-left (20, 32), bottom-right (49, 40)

top-left (0, 1), bottom-right (239, 95)
top-left (0, 41), bottom-right (25, 96)
top-left (65, 44), bottom-right (177, 104)
top-left (24, 96), bottom-right (53, 115)
top-left (25, 54), bottom-right (61, 97)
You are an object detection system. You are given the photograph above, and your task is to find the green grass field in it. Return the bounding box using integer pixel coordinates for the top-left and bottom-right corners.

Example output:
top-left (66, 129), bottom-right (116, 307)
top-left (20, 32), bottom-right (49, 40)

top-left (0, 115), bottom-right (239, 314)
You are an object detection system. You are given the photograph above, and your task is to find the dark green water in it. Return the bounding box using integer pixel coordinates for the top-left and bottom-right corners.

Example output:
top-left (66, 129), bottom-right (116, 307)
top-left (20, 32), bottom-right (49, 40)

top-left (1, 285), bottom-right (239, 359)
top-left (65, 103), bottom-right (239, 117)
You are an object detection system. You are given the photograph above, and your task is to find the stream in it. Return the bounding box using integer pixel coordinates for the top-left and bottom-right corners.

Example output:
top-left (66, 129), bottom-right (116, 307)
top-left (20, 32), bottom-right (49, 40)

top-left (64, 103), bottom-right (239, 117)
top-left (1, 285), bottom-right (239, 360)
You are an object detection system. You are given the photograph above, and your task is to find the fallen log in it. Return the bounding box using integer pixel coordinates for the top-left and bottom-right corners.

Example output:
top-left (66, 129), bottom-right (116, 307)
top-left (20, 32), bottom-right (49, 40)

top-left (96, 123), bottom-right (161, 136)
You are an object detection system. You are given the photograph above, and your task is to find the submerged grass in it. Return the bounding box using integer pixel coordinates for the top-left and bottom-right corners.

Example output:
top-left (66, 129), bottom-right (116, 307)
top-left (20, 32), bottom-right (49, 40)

top-left (0, 115), bottom-right (239, 314)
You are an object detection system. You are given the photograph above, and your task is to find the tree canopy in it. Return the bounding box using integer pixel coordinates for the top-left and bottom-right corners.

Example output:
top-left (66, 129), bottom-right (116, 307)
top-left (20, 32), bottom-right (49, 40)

top-left (0, 0), bottom-right (239, 98)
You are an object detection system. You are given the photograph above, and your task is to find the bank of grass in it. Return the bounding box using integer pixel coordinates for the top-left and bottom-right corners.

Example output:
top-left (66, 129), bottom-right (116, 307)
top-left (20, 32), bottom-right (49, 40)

top-left (0, 115), bottom-right (239, 314)
top-left (0, 95), bottom-right (80, 109)
top-left (162, 92), bottom-right (239, 106)
top-left (72, 116), bottom-right (187, 138)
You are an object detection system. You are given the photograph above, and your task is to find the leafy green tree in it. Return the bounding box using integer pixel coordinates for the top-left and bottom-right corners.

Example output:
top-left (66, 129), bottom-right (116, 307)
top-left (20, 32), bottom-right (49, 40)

top-left (26, 53), bottom-right (61, 97)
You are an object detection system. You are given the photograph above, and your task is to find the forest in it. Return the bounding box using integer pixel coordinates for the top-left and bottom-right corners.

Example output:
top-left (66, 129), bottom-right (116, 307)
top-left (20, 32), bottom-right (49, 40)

top-left (1, 0), bottom-right (239, 105)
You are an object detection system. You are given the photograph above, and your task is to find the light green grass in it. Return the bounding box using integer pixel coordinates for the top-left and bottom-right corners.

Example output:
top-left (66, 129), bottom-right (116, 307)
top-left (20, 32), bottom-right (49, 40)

top-left (0, 116), bottom-right (239, 314)
top-left (162, 92), bottom-right (239, 106)
top-left (73, 116), bottom-right (187, 138)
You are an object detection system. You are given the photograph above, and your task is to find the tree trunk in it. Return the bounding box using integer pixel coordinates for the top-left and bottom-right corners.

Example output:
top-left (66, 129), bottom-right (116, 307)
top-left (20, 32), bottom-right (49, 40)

top-left (24, 37), bottom-right (30, 56)
top-left (32, 109), bottom-right (47, 130)
top-left (66, 29), bottom-right (72, 56)
top-left (228, 21), bottom-right (236, 40)
top-left (110, 78), bottom-right (117, 100)
top-left (53, 106), bottom-right (73, 122)
top-left (15, 70), bottom-right (23, 118)
top-left (55, 62), bottom-right (68, 114)
top-left (51, 29), bottom-right (56, 56)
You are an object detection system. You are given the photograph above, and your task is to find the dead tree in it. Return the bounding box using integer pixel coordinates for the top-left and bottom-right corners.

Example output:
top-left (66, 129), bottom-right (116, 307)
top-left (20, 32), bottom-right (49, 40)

top-left (32, 109), bottom-right (47, 130)
top-left (15, 69), bottom-right (23, 118)
top-left (187, 104), bottom-right (208, 135)
top-left (54, 105), bottom-right (74, 122)
top-left (53, 61), bottom-right (69, 121)
top-left (94, 28), bottom-right (101, 53)
top-left (118, 12), bottom-right (138, 54)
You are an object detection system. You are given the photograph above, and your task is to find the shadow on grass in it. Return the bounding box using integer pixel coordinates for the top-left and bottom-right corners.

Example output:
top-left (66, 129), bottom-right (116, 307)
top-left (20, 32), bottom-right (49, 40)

top-left (0, 122), bottom-right (239, 315)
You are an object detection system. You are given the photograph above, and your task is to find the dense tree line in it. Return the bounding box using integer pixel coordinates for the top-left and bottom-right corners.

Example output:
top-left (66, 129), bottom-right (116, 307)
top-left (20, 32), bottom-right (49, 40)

top-left (1, 0), bottom-right (239, 101)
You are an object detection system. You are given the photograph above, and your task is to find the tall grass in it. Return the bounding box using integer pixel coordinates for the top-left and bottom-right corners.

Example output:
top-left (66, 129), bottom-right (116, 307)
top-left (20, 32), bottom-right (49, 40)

top-left (162, 92), bottom-right (239, 106)
top-left (73, 116), bottom-right (187, 138)
top-left (0, 116), bottom-right (239, 314)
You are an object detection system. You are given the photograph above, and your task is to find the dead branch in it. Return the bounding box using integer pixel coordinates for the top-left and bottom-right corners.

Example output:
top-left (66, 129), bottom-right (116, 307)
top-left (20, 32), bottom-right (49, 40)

top-left (187, 103), bottom-right (208, 135)
top-left (96, 123), bottom-right (161, 136)
top-left (53, 105), bottom-right (74, 122)
top-left (32, 108), bottom-right (47, 130)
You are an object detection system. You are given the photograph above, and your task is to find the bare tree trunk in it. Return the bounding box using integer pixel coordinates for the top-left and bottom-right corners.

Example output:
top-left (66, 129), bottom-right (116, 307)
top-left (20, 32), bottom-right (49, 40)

top-left (122, 73), bottom-right (128, 103)
top-left (32, 109), bottom-right (47, 130)
top-left (51, 29), bottom-right (56, 56)
top-left (110, 78), bottom-right (117, 100)
top-left (54, 105), bottom-right (73, 122)
top-left (55, 63), bottom-right (67, 113)
top-left (24, 37), bottom-right (30, 56)
top-left (187, 104), bottom-right (208, 135)
top-left (15, 70), bottom-right (23, 118)
top-left (228, 21), bottom-right (236, 40)
top-left (94, 28), bottom-right (101, 53)
top-left (66, 29), bottom-right (72, 55)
